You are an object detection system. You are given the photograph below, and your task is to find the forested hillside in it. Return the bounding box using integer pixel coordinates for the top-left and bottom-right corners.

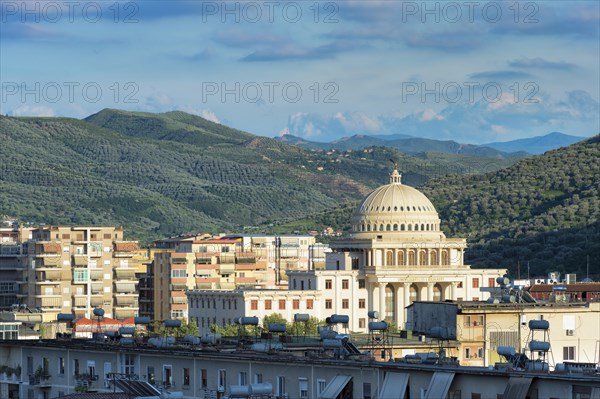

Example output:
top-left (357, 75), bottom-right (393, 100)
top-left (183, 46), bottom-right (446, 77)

top-left (277, 136), bottom-right (600, 278)
top-left (1, 109), bottom-right (515, 243)
top-left (422, 135), bottom-right (600, 279)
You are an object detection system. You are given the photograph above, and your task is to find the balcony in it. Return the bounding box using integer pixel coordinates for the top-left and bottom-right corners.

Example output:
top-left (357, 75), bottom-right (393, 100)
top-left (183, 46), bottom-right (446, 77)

top-left (90, 269), bottom-right (104, 280)
top-left (235, 263), bottom-right (261, 271)
top-left (73, 295), bottom-right (88, 307)
top-left (90, 296), bottom-right (103, 307)
top-left (113, 242), bottom-right (139, 257)
top-left (115, 268), bottom-right (137, 280)
top-left (39, 297), bottom-right (62, 308)
top-left (114, 308), bottom-right (137, 318)
top-left (170, 296), bottom-right (187, 304)
top-left (35, 257), bottom-right (62, 268)
top-left (29, 373), bottom-right (52, 387)
top-left (218, 264), bottom-right (235, 275)
top-left (0, 244), bottom-right (23, 257)
top-left (114, 282), bottom-right (137, 294)
top-left (115, 295), bottom-right (138, 306)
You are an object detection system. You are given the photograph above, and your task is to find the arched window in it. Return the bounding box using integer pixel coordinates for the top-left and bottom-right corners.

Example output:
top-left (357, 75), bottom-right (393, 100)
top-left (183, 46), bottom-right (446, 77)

top-left (430, 250), bottom-right (438, 265)
top-left (386, 224), bottom-right (391, 231)
top-left (385, 284), bottom-right (395, 321)
top-left (380, 224), bottom-right (384, 231)
top-left (397, 250), bottom-right (405, 265)
top-left (408, 224), bottom-right (412, 231)
top-left (426, 224), bottom-right (430, 231)
top-left (393, 224), bottom-right (398, 231)
top-left (401, 224), bottom-right (405, 231)
top-left (409, 284), bottom-right (419, 304)
top-left (367, 224), bottom-right (371, 232)
top-left (408, 251), bottom-right (416, 265)
top-left (361, 224), bottom-right (365, 231)
top-left (433, 283), bottom-right (442, 302)
top-left (419, 251), bottom-right (427, 266)
top-left (386, 251), bottom-right (394, 266)
top-left (415, 224), bottom-right (419, 231)
top-left (441, 250), bottom-right (449, 265)
top-left (421, 224), bottom-right (425, 231)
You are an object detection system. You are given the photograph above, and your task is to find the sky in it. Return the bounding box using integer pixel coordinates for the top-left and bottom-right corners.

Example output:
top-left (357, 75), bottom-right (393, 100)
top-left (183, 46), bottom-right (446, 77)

top-left (1, 0), bottom-right (599, 144)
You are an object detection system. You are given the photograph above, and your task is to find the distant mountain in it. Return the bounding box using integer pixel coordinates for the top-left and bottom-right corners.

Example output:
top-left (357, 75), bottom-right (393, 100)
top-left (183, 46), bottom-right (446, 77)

top-left (277, 133), bottom-right (526, 158)
top-left (483, 132), bottom-right (586, 155)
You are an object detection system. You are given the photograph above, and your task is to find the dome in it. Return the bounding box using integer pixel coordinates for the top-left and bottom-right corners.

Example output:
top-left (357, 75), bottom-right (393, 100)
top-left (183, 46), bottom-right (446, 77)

top-left (351, 168), bottom-right (441, 236)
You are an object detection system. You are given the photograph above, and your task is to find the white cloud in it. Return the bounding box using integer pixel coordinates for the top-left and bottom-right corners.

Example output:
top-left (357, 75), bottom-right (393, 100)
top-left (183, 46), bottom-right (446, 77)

top-left (9, 105), bottom-right (55, 117)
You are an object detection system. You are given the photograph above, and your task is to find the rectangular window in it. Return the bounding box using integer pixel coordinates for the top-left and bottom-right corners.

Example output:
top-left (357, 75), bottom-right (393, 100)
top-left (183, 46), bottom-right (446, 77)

top-left (171, 269), bottom-right (186, 278)
top-left (358, 299), bottom-right (366, 309)
top-left (488, 277), bottom-right (495, 287)
top-left (342, 279), bottom-right (349, 289)
top-left (277, 376), bottom-right (286, 397)
top-left (358, 279), bottom-right (366, 289)
top-left (325, 299), bottom-right (332, 309)
top-left (147, 366), bottom-right (155, 384)
top-left (201, 369), bottom-right (207, 388)
top-left (363, 382), bottom-right (372, 399)
top-left (103, 233), bottom-right (112, 239)
top-left (306, 299), bottom-right (314, 309)
top-left (251, 300), bottom-right (258, 310)
top-left (464, 316), bottom-right (471, 326)
top-left (359, 318), bottom-right (366, 329)
top-left (265, 299), bottom-right (272, 310)
top-left (239, 371), bottom-right (247, 386)
top-left (342, 299), bottom-right (349, 309)
top-left (352, 258), bottom-right (359, 270)
top-left (254, 373), bottom-right (263, 384)
top-left (279, 299), bottom-right (286, 310)
top-left (73, 359), bottom-right (79, 376)
top-left (472, 278), bottom-right (479, 288)
top-left (59, 357), bottom-right (65, 375)
top-left (299, 377), bottom-right (308, 398)
top-left (183, 368), bottom-right (190, 386)
top-left (317, 379), bottom-right (326, 395)
top-left (325, 279), bottom-right (332, 289)
top-left (563, 346), bottom-right (576, 361)
top-left (465, 347), bottom-right (471, 359)
top-left (73, 269), bottom-right (89, 283)
top-left (218, 369), bottom-right (226, 392)
top-left (293, 299), bottom-right (300, 309)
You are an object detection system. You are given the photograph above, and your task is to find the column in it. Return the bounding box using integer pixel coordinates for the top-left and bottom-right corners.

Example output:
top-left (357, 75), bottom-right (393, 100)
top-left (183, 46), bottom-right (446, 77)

top-left (379, 283), bottom-right (386, 317)
top-left (427, 282), bottom-right (434, 301)
top-left (371, 283), bottom-right (380, 313)
top-left (450, 282), bottom-right (458, 300)
top-left (396, 285), bottom-right (404, 328)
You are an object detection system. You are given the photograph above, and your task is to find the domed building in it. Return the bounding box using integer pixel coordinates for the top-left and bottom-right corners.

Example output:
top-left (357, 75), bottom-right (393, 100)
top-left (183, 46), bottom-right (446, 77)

top-left (295, 166), bottom-right (507, 330)
top-left (189, 167), bottom-right (507, 334)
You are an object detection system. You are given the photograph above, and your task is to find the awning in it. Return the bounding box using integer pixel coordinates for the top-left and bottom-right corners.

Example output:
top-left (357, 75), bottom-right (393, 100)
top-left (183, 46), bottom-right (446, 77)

top-left (379, 372), bottom-right (409, 399)
top-left (319, 375), bottom-right (352, 399)
top-left (424, 372), bottom-right (455, 399)
top-left (502, 377), bottom-right (533, 399)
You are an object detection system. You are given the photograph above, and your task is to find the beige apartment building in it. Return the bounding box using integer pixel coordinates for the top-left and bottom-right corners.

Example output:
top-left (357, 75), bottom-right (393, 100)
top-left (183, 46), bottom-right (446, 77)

top-left (0, 225), bottom-right (144, 321)
top-left (152, 234), bottom-right (318, 321)
top-left (407, 301), bottom-right (600, 368)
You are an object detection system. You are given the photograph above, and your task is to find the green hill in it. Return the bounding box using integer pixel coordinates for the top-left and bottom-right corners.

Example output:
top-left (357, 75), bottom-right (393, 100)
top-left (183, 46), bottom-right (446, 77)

top-left (1, 110), bottom-right (518, 244)
top-left (421, 135), bottom-right (600, 279)
top-left (280, 135), bottom-right (600, 278)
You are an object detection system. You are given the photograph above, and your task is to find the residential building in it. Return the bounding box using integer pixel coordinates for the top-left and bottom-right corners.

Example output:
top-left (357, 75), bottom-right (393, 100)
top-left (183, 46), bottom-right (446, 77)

top-left (528, 283), bottom-right (600, 303)
top-left (407, 301), bottom-right (600, 367)
top-left (153, 234), bottom-right (318, 321)
top-left (0, 338), bottom-right (598, 399)
top-left (0, 226), bottom-right (143, 321)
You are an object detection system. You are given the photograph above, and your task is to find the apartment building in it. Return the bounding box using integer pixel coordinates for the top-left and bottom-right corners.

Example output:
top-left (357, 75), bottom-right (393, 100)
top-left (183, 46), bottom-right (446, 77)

top-left (1, 338), bottom-right (598, 399)
top-left (0, 226), bottom-right (144, 321)
top-left (0, 225), bottom-right (33, 309)
top-left (407, 301), bottom-right (600, 368)
top-left (152, 235), bottom-right (318, 321)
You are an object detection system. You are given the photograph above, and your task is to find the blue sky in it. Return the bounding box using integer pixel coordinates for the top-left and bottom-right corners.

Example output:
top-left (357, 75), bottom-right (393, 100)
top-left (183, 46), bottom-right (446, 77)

top-left (1, 0), bottom-right (599, 144)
